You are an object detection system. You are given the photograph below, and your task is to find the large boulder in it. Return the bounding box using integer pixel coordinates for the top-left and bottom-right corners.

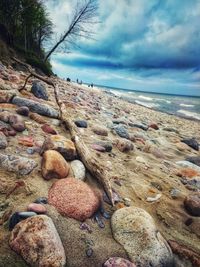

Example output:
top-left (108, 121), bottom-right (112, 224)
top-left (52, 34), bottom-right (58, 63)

top-left (0, 153), bottom-right (37, 175)
top-left (31, 81), bottom-right (48, 100)
top-left (48, 177), bottom-right (100, 221)
top-left (111, 207), bottom-right (174, 267)
top-left (9, 215), bottom-right (66, 267)
top-left (41, 135), bottom-right (76, 160)
top-left (42, 150), bottom-right (69, 180)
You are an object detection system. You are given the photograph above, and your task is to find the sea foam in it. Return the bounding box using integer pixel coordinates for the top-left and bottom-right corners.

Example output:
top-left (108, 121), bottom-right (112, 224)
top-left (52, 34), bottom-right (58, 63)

top-left (135, 100), bottom-right (160, 108)
top-left (179, 103), bottom-right (194, 107)
top-left (177, 109), bottom-right (200, 120)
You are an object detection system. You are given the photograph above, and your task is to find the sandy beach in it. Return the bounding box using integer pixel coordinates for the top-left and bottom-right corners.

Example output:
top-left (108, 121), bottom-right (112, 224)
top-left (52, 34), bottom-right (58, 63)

top-left (0, 63), bottom-right (200, 267)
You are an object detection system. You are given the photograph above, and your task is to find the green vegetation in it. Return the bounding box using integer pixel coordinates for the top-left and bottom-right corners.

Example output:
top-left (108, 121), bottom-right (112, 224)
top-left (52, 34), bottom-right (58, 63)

top-left (0, 0), bottom-right (53, 75)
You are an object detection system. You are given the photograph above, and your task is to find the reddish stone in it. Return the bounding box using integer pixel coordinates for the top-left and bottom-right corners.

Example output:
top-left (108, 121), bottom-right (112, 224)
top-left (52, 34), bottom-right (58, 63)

top-left (9, 215), bottom-right (66, 267)
top-left (149, 123), bottom-right (159, 130)
top-left (41, 124), bottom-right (57, 135)
top-left (27, 203), bottom-right (47, 214)
top-left (18, 136), bottom-right (34, 147)
top-left (48, 178), bottom-right (100, 221)
top-left (91, 144), bottom-right (106, 152)
top-left (176, 168), bottom-right (199, 178)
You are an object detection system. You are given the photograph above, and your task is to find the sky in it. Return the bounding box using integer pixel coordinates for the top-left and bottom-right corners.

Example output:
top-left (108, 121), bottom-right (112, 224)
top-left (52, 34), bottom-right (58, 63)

top-left (45, 0), bottom-right (200, 96)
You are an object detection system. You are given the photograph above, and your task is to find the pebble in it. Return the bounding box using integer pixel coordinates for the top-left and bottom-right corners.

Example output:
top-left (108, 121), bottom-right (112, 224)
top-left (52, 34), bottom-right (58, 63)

top-left (29, 112), bottom-right (47, 124)
top-left (186, 156), bottom-right (200, 167)
top-left (18, 136), bottom-right (34, 147)
top-left (130, 123), bottom-right (148, 131)
top-left (184, 193), bottom-right (200, 216)
top-left (95, 141), bottom-right (113, 152)
top-left (91, 144), bottom-right (106, 152)
top-left (41, 135), bottom-right (76, 160)
top-left (9, 211), bottom-right (37, 230)
top-left (146, 193), bottom-right (162, 202)
top-left (92, 125), bottom-right (108, 136)
top-left (27, 203), bottom-right (47, 214)
top-left (136, 156), bottom-right (146, 164)
top-left (9, 114), bottom-right (26, 132)
top-left (103, 257), bottom-right (136, 267)
top-left (12, 96), bottom-right (59, 118)
top-left (93, 212), bottom-right (105, 228)
top-left (114, 125), bottom-right (129, 139)
top-left (48, 177), bottom-right (100, 221)
top-left (70, 160), bottom-right (86, 181)
top-left (41, 123), bottom-right (57, 135)
top-left (149, 123), bottom-right (159, 130)
top-left (16, 106), bottom-right (29, 116)
top-left (74, 120), bottom-right (88, 128)
top-left (181, 138), bottom-right (199, 151)
top-left (0, 153), bottom-right (37, 175)
top-left (116, 139), bottom-right (134, 152)
top-left (170, 188), bottom-right (181, 199)
top-left (0, 132), bottom-right (7, 149)
top-left (111, 207), bottom-right (174, 266)
top-left (86, 247), bottom-right (93, 257)
top-left (42, 150), bottom-right (69, 180)
top-left (0, 110), bottom-right (10, 122)
top-left (31, 81), bottom-right (48, 100)
top-left (9, 215), bottom-right (66, 267)
top-left (34, 197), bottom-right (48, 204)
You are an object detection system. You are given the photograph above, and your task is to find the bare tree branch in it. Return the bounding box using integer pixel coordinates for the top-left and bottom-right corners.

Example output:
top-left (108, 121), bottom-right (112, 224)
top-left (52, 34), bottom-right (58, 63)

top-left (44, 0), bottom-right (98, 62)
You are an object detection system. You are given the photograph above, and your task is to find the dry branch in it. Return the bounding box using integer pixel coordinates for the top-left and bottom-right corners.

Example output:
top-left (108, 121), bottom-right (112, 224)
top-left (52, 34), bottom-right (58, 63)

top-left (12, 56), bottom-right (114, 205)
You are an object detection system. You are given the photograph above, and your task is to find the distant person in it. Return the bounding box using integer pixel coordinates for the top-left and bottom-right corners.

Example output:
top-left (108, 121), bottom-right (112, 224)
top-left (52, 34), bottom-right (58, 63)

top-left (76, 78), bottom-right (79, 83)
top-left (67, 77), bottom-right (71, 82)
top-left (91, 83), bottom-right (93, 88)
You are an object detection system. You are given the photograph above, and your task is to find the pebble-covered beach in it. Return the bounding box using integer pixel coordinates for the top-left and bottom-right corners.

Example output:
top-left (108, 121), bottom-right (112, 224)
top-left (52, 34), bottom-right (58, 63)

top-left (0, 61), bottom-right (200, 267)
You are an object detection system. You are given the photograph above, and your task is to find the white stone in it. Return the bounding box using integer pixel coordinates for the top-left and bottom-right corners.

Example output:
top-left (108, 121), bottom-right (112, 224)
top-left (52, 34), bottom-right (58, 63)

top-left (70, 160), bottom-right (86, 181)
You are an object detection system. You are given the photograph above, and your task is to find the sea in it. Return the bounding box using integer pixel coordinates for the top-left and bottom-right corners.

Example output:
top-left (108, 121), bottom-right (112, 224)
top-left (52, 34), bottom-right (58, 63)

top-left (96, 85), bottom-right (200, 122)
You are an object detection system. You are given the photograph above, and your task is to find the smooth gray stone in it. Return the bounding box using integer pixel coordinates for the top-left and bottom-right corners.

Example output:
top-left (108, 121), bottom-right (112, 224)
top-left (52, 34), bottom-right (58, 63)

top-left (12, 96), bottom-right (59, 118)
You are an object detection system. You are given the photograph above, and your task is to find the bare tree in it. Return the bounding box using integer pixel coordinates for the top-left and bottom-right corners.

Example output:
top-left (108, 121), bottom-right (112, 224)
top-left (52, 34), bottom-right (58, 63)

top-left (44, 0), bottom-right (98, 62)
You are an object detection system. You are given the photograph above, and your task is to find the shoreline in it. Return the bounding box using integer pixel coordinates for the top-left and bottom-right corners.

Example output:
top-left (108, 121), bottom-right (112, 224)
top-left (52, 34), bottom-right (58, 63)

top-left (101, 88), bottom-right (200, 123)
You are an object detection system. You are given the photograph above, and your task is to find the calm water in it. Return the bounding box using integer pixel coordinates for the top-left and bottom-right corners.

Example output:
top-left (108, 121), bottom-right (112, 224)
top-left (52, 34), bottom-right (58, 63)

top-left (97, 86), bottom-right (200, 121)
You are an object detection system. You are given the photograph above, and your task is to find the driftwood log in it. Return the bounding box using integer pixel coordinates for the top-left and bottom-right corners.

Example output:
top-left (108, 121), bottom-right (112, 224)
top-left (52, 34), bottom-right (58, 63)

top-left (11, 57), bottom-right (114, 205)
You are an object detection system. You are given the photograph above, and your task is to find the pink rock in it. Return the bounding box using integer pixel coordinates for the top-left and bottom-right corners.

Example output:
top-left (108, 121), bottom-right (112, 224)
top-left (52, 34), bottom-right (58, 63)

top-left (91, 144), bottom-right (106, 152)
top-left (27, 203), bottom-right (47, 214)
top-left (41, 123), bottom-right (57, 135)
top-left (9, 215), bottom-right (66, 267)
top-left (48, 177), bottom-right (100, 221)
top-left (103, 257), bottom-right (136, 267)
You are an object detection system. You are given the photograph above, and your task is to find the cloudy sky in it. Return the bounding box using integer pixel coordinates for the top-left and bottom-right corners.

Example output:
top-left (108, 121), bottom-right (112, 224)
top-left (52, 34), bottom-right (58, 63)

top-left (45, 0), bottom-right (200, 96)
